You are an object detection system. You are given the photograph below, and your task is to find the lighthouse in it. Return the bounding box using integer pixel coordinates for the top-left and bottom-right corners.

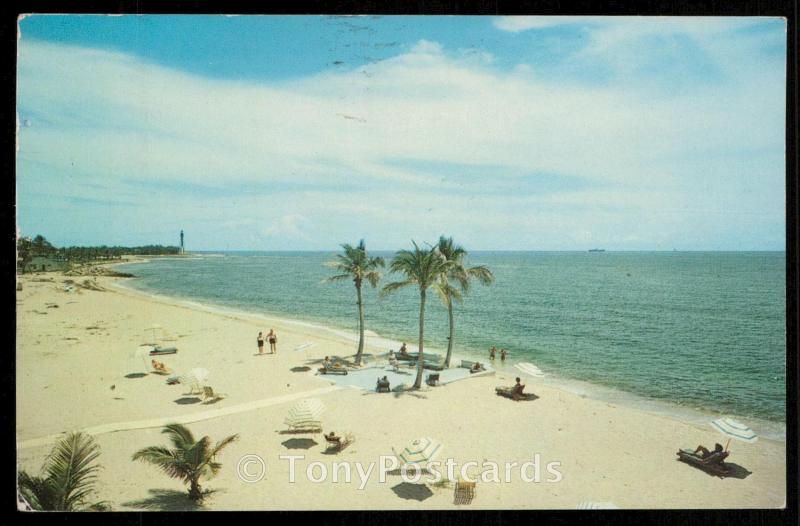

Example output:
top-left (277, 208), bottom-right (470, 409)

top-left (180, 230), bottom-right (185, 254)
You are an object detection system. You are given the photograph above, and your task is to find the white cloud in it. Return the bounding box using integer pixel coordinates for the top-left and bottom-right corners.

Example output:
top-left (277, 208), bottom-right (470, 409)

top-left (16, 25), bottom-right (785, 250)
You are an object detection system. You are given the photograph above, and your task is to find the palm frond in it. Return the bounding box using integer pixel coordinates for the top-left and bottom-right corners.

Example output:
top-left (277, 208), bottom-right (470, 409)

top-left (132, 446), bottom-right (190, 481)
top-left (323, 273), bottom-right (352, 283)
top-left (18, 471), bottom-right (50, 511)
top-left (380, 279), bottom-right (414, 297)
top-left (186, 436), bottom-right (213, 479)
top-left (467, 265), bottom-right (495, 285)
top-left (364, 270), bottom-right (382, 288)
top-left (208, 434), bottom-right (239, 461)
top-left (162, 423), bottom-right (196, 450)
top-left (43, 432), bottom-right (102, 511)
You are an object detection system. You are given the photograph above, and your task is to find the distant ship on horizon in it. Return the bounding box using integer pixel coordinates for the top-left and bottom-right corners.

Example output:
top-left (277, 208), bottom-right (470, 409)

top-left (588, 248), bottom-right (605, 252)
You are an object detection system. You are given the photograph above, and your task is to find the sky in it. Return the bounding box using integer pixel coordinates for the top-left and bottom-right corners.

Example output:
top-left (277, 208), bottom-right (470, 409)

top-left (16, 15), bottom-right (787, 251)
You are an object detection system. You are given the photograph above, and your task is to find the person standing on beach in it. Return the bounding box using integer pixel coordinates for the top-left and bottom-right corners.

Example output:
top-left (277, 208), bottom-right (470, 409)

top-left (268, 329), bottom-right (277, 354)
top-left (257, 331), bottom-right (265, 355)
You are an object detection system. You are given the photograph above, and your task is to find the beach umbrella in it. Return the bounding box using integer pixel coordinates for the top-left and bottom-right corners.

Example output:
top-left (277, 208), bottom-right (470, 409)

top-left (576, 501), bottom-right (618, 510)
top-left (132, 347), bottom-right (151, 372)
top-left (285, 398), bottom-right (325, 430)
top-left (146, 324), bottom-right (163, 341)
top-left (515, 362), bottom-right (545, 378)
top-left (710, 417), bottom-right (758, 450)
top-left (179, 368), bottom-right (210, 388)
top-left (392, 437), bottom-right (443, 465)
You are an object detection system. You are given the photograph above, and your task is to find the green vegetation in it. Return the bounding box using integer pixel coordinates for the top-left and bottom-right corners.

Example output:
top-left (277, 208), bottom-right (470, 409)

top-left (17, 234), bottom-right (181, 272)
top-left (132, 423), bottom-right (238, 502)
top-left (324, 240), bottom-right (385, 366)
top-left (436, 236), bottom-right (494, 368)
top-left (17, 432), bottom-right (110, 511)
top-left (382, 241), bottom-right (452, 389)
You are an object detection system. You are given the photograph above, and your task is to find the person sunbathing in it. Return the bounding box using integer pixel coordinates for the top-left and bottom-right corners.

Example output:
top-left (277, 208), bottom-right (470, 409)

top-left (151, 359), bottom-right (167, 372)
top-left (471, 362), bottom-right (484, 372)
top-left (322, 356), bottom-right (333, 369)
top-left (693, 443), bottom-right (724, 459)
top-left (325, 431), bottom-right (340, 442)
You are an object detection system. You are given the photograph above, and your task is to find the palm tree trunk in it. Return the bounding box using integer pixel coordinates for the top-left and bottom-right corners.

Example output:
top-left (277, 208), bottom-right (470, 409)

top-left (355, 281), bottom-right (365, 366)
top-left (189, 478), bottom-right (203, 501)
top-left (444, 299), bottom-right (454, 368)
top-left (414, 290), bottom-right (426, 389)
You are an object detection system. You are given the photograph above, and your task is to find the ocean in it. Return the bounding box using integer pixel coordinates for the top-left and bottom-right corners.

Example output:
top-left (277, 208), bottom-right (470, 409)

top-left (116, 251), bottom-right (786, 438)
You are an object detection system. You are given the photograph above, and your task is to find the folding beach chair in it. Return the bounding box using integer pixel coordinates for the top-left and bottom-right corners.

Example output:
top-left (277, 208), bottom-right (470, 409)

top-left (202, 386), bottom-right (227, 403)
top-left (453, 479), bottom-right (476, 505)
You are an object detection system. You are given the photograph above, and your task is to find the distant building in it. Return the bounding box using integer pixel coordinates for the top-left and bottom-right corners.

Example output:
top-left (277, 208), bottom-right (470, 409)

top-left (23, 255), bottom-right (69, 273)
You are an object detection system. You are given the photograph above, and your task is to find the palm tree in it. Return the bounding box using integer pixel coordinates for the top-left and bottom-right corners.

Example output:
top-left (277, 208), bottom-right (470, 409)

top-left (132, 423), bottom-right (238, 502)
top-left (324, 240), bottom-right (385, 366)
top-left (18, 432), bottom-right (109, 511)
top-left (382, 241), bottom-right (451, 389)
top-left (436, 236), bottom-right (494, 368)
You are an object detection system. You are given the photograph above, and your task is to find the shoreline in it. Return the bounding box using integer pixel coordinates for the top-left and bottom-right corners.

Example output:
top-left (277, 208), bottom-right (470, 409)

top-left (16, 269), bottom-right (786, 509)
top-left (109, 270), bottom-right (786, 443)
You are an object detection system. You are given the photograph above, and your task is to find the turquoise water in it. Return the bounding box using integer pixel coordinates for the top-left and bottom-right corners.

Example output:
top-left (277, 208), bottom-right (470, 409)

top-left (116, 251), bottom-right (785, 426)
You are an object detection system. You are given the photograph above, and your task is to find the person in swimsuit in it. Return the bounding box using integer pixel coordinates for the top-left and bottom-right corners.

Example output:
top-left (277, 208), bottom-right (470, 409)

top-left (489, 346), bottom-right (496, 360)
top-left (500, 349), bottom-right (507, 362)
top-left (693, 443), bottom-right (724, 459)
top-left (257, 331), bottom-right (265, 355)
top-left (268, 329), bottom-right (277, 354)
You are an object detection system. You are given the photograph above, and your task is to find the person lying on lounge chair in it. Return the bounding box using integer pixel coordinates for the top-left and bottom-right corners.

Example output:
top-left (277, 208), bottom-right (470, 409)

top-left (322, 356), bottom-right (333, 369)
top-left (151, 359), bottom-right (168, 372)
top-left (693, 443), bottom-right (724, 459)
top-left (325, 431), bottom-right (340, 442)
top-left (471, 362), bottom-right (484, 373)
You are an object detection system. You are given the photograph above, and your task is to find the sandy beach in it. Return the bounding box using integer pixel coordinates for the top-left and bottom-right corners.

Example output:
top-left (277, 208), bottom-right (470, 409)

top-left (15, 269), bottom-right (786, 510)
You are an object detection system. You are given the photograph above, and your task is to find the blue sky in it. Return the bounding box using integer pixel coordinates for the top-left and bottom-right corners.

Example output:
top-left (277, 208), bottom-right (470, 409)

top-left (16, 15), bottom-right (786, 250)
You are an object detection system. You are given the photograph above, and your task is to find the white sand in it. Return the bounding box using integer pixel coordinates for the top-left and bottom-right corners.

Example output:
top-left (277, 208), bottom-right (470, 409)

top-left (16, 271), bottom-right (786, 510)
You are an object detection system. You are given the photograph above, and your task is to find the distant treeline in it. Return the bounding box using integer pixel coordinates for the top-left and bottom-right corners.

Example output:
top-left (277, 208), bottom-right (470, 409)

top-left (17, 235), bottom-right (181, 266)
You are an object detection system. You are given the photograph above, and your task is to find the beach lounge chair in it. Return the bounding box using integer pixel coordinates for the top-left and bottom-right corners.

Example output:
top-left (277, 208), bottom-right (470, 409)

top-left (324, 432), bottom-right (354, 453)
top-left (396, 350), bottom-right (442, 361)
top-left (423, 360), bottom-right (445, 371)
top-left (149, 346), bottom-right (178, 356)
top-left (202, 386), bottom-right (227, 403)
top-left (453, 479), bottom-right (476, 505)
top-left (462, 361), bottom-right (486, 374)
top-left (376, 377), bottom-right (391, 393)
top-left (319, 364), bottom-right (348, 375)
top-left (151, 366), bottom-right (173, 375)
top-left (676, 448), bottom-right (731, 476)
top-left (426, 373), bottom-right (440, 386)
top-left (495, 384), bottom-right (537, 401)
top-left (461, 360), bottom-right (484, 371)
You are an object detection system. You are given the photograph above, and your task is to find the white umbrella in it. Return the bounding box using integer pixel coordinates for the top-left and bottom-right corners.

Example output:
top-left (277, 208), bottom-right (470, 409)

top-left (146, 324), bottom-right (163, 343)
top-left (179, 368), bottom-right (210, 392)
top-left (392, 437), bottom-right (442, 465)
top-left (132, 347), bottom-right (151, 372)
top-left (576, 501), bottom-right (618, 510)
top-left (710, 417), bottom-right (758, 450)
top-left (285, 398), bottom-right (325, 431)
top-left (515, 362), bottom-right (545, 378)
